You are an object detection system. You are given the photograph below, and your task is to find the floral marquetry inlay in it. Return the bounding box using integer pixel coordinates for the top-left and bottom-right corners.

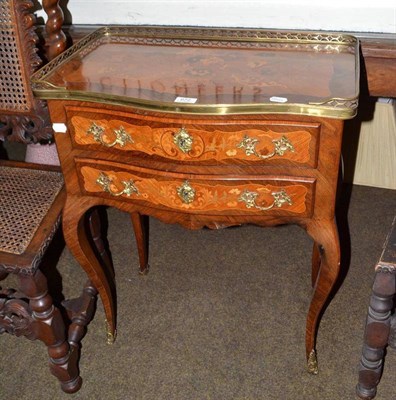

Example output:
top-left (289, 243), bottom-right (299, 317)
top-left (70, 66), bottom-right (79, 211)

top-left (79, 164), bottom-right (312, 216)
top-left (70, 111), bottom-right (317, 167)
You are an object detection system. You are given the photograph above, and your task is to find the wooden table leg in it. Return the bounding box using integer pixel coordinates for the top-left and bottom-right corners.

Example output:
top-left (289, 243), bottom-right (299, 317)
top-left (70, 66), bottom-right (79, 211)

top-left (356, 267), bottom-right (395, 399)
top-left (130, 213), bottom-right (149, 275)
top-left (62, 197), bottom-right (117, 344)
top-left (88, 207), bottom-right (114, 278)
top-left (305, 218), bottom-right (341, 374)
top-left (311, 242), bottom-right (321, 288)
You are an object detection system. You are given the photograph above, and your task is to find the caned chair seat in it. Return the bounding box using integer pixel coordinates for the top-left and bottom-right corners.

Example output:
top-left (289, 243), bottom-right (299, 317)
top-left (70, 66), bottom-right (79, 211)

top-left (0, 161), bottom-right (86, 393)
top-left (0, 161), bottom-right (64, 271)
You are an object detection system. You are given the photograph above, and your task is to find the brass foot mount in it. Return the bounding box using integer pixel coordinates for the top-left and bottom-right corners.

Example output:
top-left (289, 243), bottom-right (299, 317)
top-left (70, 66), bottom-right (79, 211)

top-left (105, 319), bottom-right (117, 344)
top-left (307, 349), bottom-right (319, 375)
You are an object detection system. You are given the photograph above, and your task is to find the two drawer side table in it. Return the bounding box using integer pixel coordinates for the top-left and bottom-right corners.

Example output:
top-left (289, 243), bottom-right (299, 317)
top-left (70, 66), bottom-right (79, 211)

top-left (31, 26), bottom-right (359, 374)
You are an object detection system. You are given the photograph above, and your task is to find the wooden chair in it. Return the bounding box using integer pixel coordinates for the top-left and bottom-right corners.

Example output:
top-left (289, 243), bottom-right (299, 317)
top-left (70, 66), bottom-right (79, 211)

top-left (0, 0), bottom-right (68, 142)
top-left (0, 0), bottom-right (96, 393)
top-left (357, 216), bottom-right (396, 399)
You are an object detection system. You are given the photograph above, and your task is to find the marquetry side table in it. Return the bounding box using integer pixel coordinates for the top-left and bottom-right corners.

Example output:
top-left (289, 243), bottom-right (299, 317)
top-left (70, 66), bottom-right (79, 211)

top-left (31, 26), bottom-right (360, 375)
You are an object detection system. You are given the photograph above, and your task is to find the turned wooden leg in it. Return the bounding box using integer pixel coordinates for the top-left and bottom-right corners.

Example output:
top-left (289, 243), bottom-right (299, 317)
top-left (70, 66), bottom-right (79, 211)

top-left (63, 280), bottom-right (98, 349)
top-left (88, 207), bottom-right (114, 278)
top-left (63, 197), bottom-right (117, 344)
top-left (305, 219), bottom-right (341, 374)
top-left (18, 270), bottom-right (81, 393)
top-left (311, 242), bottom-right (321, 288)
top-left (356, 268), bottom-right (395, 399)
top-left (130, 213), bottom-right (149, 275)
top-left (388, 314), bottom-right (396, 349)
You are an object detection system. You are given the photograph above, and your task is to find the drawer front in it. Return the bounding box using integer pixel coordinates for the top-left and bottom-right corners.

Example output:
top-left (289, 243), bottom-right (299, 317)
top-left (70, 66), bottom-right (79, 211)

top-left (76, 160), bottom-right (315, 217)
top-left (67, 106), bottom-right (319, 168)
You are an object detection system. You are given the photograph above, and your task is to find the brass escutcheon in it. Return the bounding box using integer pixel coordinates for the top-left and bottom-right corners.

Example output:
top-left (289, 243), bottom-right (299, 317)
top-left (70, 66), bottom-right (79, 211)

top-left (87, 122), bottom-right (134, 147)
top-left (237, 135), bottom-right (294, 159)
top-left (173, 127), bottom-right (194, 153)
top-left (96, 172), bottom-right (139, 197)
top-left (177, 180), bottom-right (196, 204)
top-left (238, 189), bottom-right (292, 211)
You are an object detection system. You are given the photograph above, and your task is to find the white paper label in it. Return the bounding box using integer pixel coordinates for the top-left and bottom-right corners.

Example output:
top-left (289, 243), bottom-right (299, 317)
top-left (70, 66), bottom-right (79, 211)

top-left (174, 96), bottom-right (198, 104)
top-left (269, 96), bottom-right (288, 103)
top-left (52, 123), bottom-right (67, 133)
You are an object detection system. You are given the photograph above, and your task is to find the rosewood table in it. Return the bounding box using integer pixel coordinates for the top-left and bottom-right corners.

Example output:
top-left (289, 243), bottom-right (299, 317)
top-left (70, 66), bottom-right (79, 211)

top-left (31, 26), bottom-right (359, 374)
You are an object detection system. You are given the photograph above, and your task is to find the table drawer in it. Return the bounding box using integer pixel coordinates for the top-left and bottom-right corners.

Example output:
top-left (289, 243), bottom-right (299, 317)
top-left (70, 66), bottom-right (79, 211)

top-left (67, 106), bottom-right (320, 168)
top-left (76, 159), bottom-right (315, 217)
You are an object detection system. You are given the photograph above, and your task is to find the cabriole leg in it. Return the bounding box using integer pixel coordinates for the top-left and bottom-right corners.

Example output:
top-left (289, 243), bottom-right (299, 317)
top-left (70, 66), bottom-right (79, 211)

top-left (63, 198), bottom-right (117, 344)
top-left (131, 213), bottom-right (150, 275)
top-left (305, 219), bottom-right (341, 374)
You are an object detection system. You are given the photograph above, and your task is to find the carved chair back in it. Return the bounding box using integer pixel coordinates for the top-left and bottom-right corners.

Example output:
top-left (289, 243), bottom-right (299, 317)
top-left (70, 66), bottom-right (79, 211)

top-left (0, 0), bottom-right (65, 143)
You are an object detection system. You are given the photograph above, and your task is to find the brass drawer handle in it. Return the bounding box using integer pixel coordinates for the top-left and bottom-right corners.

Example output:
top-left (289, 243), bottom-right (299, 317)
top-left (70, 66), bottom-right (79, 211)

top-left (87, 122), bottom-right (134, 148)
top-left (177, 180), bottom-right (196, 204)
top-left (96, 172), bottom-right (139, 197)
top-left (238, 189), bottom-right (292, 211)
top-left (173, 127), bottom-right (193, 153)
top-left (237, 135), bottom-right (294, 159)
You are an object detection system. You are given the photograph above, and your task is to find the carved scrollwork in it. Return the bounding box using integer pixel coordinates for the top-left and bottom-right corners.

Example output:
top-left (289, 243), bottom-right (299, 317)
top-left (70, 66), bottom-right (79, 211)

top-left (0, 290), bottom-right (35, 338)
top-left (0, 106), bottom-right (53, 143)
top-left (16, 0), bottom-right (42, 69)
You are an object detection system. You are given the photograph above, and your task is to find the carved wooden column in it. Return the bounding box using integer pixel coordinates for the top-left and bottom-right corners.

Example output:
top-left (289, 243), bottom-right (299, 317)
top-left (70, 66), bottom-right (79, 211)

top-left (62, 280), bottom-right (98, 349)
top-left (42, 0), bottom-right (67, 60)
top-left (357, 268), bottom-right (395, 399)
top-left (357, 217), bottom-right (396, 399)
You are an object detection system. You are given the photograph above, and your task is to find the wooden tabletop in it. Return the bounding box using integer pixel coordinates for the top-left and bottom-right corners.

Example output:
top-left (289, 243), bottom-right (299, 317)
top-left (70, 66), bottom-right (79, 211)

top-left (32, 26), bottom-right (359, 118)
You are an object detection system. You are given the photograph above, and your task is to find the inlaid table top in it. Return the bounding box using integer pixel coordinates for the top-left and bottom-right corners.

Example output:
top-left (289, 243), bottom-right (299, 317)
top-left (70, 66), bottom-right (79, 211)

top-left (32, 26), bottom-right (359, 118)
